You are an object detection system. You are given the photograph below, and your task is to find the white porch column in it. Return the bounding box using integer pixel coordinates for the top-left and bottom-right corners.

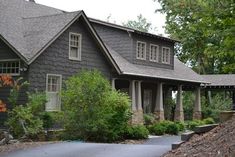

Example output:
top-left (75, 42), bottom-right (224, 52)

top-left (111, 78), bottom-right (116, 90)
top-left (154, 82), bottom-right (165, 121)
top-left (131, 80), bottom-right (137, 111)
top-left (174, 84), bottom-right (184, 121)
top-left (137, 81), bottom-right (142, 111)
top-left (193, 87), bottom-right (202, 120)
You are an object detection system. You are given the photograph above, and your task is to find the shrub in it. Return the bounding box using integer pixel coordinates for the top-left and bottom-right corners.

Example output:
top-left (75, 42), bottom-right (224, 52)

top-left (187, 120), bottom-right (204, 130)
top-left (125, 125), bottom-right (149, 139)
top-left (62, 70), bottom-right (131, 142)
top-left (203, 117), bottom-right (215, 124)
top-left (149, 124), bottom-right (166, 135)
top-left (165, 123), bottom-right (179, 135)
top-left (144, 114), bottom-right (155, 125)
top-left (175, 121), bottom-right (185, 132)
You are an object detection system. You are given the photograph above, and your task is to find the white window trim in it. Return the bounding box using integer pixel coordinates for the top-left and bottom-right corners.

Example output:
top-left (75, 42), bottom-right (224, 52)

top-left (136, 41), bottom-right (146, 60)
top-left (161, 46), bottom-right (171, 64)
top-left (69, 32), bottom-right (82, 61)
top-left (149, 44), bottom-right (159, 62)
top-left (0, 59), bottom-right (21, 76)
top-left (46, 74), bottom-right (62, 112)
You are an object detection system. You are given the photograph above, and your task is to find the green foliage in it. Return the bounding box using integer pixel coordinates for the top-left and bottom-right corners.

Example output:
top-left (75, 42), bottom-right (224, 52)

top-left (148, 120), bottom-right (182, 135)
top-left (7, 92), bottom-right (47, 138)
top-left (62, 70), bottom-right (131, 142)
top-left (186, 117), bottom-right (215, 130)
top-left (125, 125), bottom-right (149, 139)
top-left (122, 14), bottom-right (154, 33)
top-left (157, 0), bottom-right (235, 74)
top-left (203, 117), bottom-right (215, 125)
top-left (144, 113), bottom-right (155, 125)
top-left (202, 93), bottom-right (231, 122)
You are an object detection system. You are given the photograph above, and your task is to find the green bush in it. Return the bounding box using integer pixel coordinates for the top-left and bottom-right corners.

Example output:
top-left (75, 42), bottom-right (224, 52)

top-left (187, 120), bottom-right (204, 130)
top-left (144, 114), bottom-right (155, 125)
top-left (203, 117), bottom-right (215, 124)
top-left (149, 124), bottom-right (166, 135)
top-left (125, 125), bottom-right (149, 139)
top-left (62, 70), bottom-right (131, 142)
top-left (175, 121), bottom-right (185, 132)
top-left (7, 92), bottom-right (47, 138)
top-left (165, 123), bottom-right (179, 135)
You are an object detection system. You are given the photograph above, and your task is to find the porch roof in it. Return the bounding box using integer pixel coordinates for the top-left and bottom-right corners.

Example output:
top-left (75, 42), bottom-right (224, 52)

top-left (106, 45), bottom-right (208, 84)
top-left (201, 74), bottom-right (235, 87)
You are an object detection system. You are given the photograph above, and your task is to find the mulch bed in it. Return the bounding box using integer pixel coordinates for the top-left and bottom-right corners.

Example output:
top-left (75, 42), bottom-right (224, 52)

top-left (0, 141), bottom-right (59, 155)
top-left (163, 115), bottom-right (235, 157)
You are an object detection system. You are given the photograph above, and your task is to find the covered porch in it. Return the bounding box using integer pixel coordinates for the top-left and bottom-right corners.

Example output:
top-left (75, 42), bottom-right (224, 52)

top-left (111, 77), bottom-right (203, 124)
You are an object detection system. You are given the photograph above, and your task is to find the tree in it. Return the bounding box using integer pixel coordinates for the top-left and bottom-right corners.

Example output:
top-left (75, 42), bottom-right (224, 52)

top-left (123, 14), bottom-right (153, 33)
top-left (156, 0), bottom-right (235, 74)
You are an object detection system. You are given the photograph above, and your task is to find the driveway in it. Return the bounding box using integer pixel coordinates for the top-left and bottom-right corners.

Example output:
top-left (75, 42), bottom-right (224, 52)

top-left (2, 136), bottom-right (180, 157)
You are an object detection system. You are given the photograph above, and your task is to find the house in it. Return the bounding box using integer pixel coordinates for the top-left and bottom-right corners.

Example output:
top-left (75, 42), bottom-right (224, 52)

top-left (0, 0), bottom-right (234, 126)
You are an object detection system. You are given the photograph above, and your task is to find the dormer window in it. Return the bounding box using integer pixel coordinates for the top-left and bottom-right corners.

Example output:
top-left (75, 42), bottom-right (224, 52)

top-left (69, 32), bottom-right (82, 61)
top-left (136, 41), bottom-right (146, 60)
top-left (162, 47), bottom-right (170, 64)
top-left (150, 44), bottom-right (159, 62)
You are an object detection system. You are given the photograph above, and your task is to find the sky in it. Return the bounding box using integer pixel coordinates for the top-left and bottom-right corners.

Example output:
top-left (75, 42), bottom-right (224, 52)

top-left (36, 0), bottom-right (166, 35)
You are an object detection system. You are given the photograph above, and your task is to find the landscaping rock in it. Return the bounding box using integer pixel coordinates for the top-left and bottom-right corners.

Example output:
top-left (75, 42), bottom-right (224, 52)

top-left (194, 124), bottom-right (218, 134)
top-left (163, 115), bottom-right (235, 157)
top-left (181, 131), bottom-right (194, 142)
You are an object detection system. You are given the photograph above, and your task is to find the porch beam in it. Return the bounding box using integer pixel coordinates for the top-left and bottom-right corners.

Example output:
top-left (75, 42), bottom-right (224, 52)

top-left (174, 84), bottom-right (184, 121)
top-left (111, 78), bottom-right (116, 90)
top-left (154, 82), bottom-right (165, 121)
top-left (137, 81), bottom-right (142, 111)
top-left (193, 87), bottom-right (202, 120)
top-left (131, 80), bottom-right (137, 111)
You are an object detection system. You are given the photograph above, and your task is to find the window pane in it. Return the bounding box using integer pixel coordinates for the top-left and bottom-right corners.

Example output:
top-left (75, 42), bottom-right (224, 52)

top-left (0, 61), bottom-right (20, 75)
top-left (70, 47), bottom-right (78, 58)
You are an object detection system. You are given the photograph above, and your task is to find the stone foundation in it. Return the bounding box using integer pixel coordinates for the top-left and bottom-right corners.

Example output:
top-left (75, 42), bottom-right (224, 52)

top-left (153, 111), bottom-right (165, 121)
top-left (174, 110), bottom-right (184, 122)
top-left (220, 111), bottom-right (235, 123)
top-left (131, 110), bottom-right (144, 125)
top-left (193, 111), bottom-right (202, 120)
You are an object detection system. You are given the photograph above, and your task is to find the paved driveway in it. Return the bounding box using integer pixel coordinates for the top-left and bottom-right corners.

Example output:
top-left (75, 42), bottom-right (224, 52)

top-left (2, 136), bottom-right (180, 157)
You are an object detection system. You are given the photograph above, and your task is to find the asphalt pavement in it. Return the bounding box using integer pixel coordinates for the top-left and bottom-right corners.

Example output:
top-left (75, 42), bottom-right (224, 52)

top-left (2, 136), bottom-right (180, 157)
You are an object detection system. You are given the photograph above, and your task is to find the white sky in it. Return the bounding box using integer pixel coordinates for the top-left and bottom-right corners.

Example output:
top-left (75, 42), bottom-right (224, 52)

top-left (36, 0), bottom-right (166, 35)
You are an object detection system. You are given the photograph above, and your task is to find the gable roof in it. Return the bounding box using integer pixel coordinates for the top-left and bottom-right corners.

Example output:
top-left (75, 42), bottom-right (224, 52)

top-left (0, 0), bottom-right (121, 73)
top-left (106, 45), bottom-right (207, 83)
top-left (201, 74), bottom-right (235, 87)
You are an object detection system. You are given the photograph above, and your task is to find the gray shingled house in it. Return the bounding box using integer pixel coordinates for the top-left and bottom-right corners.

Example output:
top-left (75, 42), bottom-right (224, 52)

top-left (0, 0), bottom-right (234, 125)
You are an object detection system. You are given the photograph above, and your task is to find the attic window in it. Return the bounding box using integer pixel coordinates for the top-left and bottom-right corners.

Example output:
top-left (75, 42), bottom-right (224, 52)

top-left (136, 41), bottom-right (146, 60)
top-left (0, 60), bottom-right (20, 76)
top-left (162, 47), bottom-right (170, 64)
top-left (69, 32), bottom-right (82, 61)
top-left (150, 44), bottom-right (159, 62)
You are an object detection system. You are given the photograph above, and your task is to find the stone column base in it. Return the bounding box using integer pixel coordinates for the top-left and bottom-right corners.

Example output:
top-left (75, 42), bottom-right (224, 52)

top-left (174, 110), bottom-right (184, 122)
top-left (153, 111), bottom-right (165, 121)
top-left (131, 110), bottom-right (144, 125)
top-left (193, 111), bottom-right (201, 120)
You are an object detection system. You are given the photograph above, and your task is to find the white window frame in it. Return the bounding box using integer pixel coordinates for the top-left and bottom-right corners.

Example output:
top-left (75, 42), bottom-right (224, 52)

top-left (149, 44), bottom-right (159, 62)
top-left (0, 59), bottom-right (20, 76)
top-left (161, 47), bottom-right (171, 64)
top-left (136, 41), bottom-right (146, 60)
top-left (46, 74), bottom-right (62, 111)
top-left (69, 32), bottom-right (82, 61)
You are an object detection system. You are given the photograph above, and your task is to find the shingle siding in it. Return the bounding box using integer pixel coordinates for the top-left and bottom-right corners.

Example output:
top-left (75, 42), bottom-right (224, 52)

top-left (0, 39), bottom-right (19, 59)
top-left (28, 18), bottom-right (113, 92)
top-left (92, 23), bottom-right (133, 63)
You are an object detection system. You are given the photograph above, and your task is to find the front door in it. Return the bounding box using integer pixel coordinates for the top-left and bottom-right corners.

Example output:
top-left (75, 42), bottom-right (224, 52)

top-left (143, 89), bottom-right (152, 113)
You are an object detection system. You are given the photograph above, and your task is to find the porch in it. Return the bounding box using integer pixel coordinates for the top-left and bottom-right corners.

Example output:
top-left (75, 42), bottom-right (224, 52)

top-left (111, 78), bottom-right (202, 124)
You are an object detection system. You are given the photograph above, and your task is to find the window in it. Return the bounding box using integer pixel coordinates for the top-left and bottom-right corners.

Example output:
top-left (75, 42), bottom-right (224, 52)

top-left (149, 44), bottom-right (159, 62)
top-left (162, 47), bottom-right (171, 64)
top-left (136, 41), bottom-right (146, 60)
top-left (69, 32), bottom-right (81, 61)
top-left (46, 74), bottom-right (62, 111)
top-left (0, 60), bottom-right (20, 75)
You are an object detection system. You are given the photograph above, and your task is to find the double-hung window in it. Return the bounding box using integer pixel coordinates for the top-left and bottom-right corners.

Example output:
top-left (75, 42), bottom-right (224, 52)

top-left (149, 44), bottom-right (159, 62)
top-left (69, 32), bottom-right (82, 61)
top-left (46, 74), bottom-right (62, 111)
top-left (0, 60), bottom-right (20, 75)
top-left (136, 41), bottom-right (146, 60)
top-left (162, 47), bottom-right (171, 64)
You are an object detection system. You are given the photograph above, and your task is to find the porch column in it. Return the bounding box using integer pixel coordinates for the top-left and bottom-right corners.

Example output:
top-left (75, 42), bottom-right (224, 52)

top-left (193, 87), bottom-right (202, 120)
top-left (232, 90), bottom-right (235, 110)
top-left (111, 78), bottom-right (116, 90)
top-left (174, 85), bottom-right (184, 121)
top-left (131, 80), bottom-right (137, 111)
top-left (154, 82), bottom-right (165, 121)
top-left (137, 81), bottom-right (142, 111)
